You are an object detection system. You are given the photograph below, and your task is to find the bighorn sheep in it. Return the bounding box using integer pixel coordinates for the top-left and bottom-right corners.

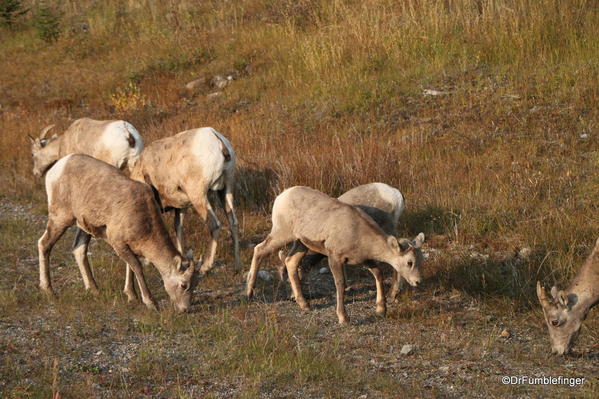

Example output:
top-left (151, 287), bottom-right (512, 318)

top-left (536, 237), bottom-right (599, 355)
top-left (246, 186), bottom-right (425, 324)
top-left (277, 182), bottom-right (417, 301)
top-left (29, 118), bottom-right (144, 178)
top-left (29, 118), bottom-right (145, 280)
top-left (39, 154), bottom-right (197, 312)
top-left (129, 127), bottom-right (239, 273)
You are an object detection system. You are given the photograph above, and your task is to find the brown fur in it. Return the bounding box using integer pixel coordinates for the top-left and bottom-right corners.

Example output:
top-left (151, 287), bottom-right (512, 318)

top-left (38, 154), bottom-right (195, 312)
top-left (129, 127), bottom-right (239, 272)
top-left (278, 183), bottom-right (419, 303)
top-left (537, 237), bottom-right (599, 354)
top-left (29, 118), bottom-right (143, 178)
top-left (246, 186), bottom-right (424, 324)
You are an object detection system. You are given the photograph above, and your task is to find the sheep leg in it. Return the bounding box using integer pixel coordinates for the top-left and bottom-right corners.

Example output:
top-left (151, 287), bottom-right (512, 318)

top-left (38, 217), bottom-right (72, 294)
top-left (343, 265), bottom-right (352, 291)
top-left (246, 233), bottom-right (293, 298)
top-left (285, 247), bottom-right (309, 309)
top-left (329, 257), bottom-right (349, 324)
top-left (113, 245), bottom-right (157, 310)
top-left (367, 266), bottom-right (386, 316)
top-left (72, 229), bottom-right (99, 294)
top-left (123, 265), bottom-right (138, 302)
top-left (387, 270), bottom-right (406, 303)
top-left (173, 208), bottom-right (185, 253)
top-left (203, 204), bottom-right (221, 273)
top-left (218, 189), bottom-right (240, 272)
top-left (276, 240), bottom-right (302, 282)
top-left (278, 242), bottom-right (322, 284)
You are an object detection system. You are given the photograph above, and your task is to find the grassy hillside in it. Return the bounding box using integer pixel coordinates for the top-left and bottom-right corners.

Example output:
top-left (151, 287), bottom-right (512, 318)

top-left (3, 0), bottom-right (597, 283)
top-left (1, 1), bottom-right (598, 397)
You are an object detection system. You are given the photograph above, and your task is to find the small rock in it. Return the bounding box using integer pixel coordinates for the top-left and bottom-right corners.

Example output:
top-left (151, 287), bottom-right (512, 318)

top-left (518, 247), bottom-right (532, 260)
top-left (207, 92), bottom-right (221, 99)
top-left (358, 395), bottom-right (368, 399)
top-left (211, 75), bottom-right (229, 90)
top-left (319, 267), bottom-right (329, 274)
top-left (257, 270), bottom-right (272, 281)
top-left (185, 78), bottom-right (204, 91)
top-left (580, 133), bottom-right (589, 140)
top-left (439, 366), bottom-right (450, 374)
top-left (400, 344), bottom-right (414, 355)
top-left (423, 89), bottom-right (447, 96)
top-left (500, 329), bottom-right (511, 338)
top-left (95, 350), bottom-right (103, 356)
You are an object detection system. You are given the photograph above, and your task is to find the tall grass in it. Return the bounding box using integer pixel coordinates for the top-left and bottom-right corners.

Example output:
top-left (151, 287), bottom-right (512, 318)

top-left (1, 0), bottom-right (597, 291)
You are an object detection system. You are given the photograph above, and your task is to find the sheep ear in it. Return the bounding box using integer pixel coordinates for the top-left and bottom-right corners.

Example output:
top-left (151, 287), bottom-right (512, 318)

top-left (536, 281), bottom-right (551, 311)
top-left (592, 237), bottom-right (599, 257)
top-left (183, 262), bottom-right (195, 279)
top-left (413, 233), bottom-right (425, 248)
top-left (387, 236), bottom-right (400, 251)
top-left (174, 256), bottom-right (183, 272)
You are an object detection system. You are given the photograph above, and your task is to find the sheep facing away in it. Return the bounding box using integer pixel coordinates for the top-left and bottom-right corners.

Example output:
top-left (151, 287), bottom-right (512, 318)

top-left (129, 127), bottom-right (239, 273)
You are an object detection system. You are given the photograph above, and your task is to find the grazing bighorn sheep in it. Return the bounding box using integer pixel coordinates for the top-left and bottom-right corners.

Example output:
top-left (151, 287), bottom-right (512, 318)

top-left (29, 118), bottom-right (144, 178)
top-left (39, 154), bottom-right (197, 312)
top-left (536, 237), bottom-right (599, 355)
top-left (29, 118), bottom-right (145, 284)
top-left (277, 182), bottom-right (417, 301)
top-left (129, 127), bottom-right (239, 273)
top-left (246, 186), bottom-right (425, 324)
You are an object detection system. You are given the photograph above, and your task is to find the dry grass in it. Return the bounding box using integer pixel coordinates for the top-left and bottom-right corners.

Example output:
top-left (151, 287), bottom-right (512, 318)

top-left (0, 1), bottom-right (598, 396)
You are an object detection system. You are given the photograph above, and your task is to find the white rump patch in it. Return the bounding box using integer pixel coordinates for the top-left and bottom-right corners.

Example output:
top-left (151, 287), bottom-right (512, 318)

top-left (101, 121), bottom-right (144, 168)
top-left (45, 154), bottom-right (73, 204)
top-left (192, 128), bottom-right (235, 191)
top-left (371, 182), bottom-right (405, 221)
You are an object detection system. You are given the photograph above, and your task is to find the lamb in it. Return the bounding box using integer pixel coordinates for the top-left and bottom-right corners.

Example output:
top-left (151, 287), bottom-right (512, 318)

top-left (246, 186), bottom-right (425, 324)
top-left (38, 154), bottom-right (197, 312)
top-left (536, 237), bottom-right (599, 355)
top-left (277, 182), bottom-right (418, 301)
top-left (29, 118), bottom-right (144, 178)
top-left (129, 127), bottom-right (239, 273)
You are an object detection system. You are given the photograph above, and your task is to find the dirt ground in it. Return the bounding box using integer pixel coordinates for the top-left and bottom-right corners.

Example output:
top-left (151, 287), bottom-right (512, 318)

top-left (0, 197), bottom-right (597, 398)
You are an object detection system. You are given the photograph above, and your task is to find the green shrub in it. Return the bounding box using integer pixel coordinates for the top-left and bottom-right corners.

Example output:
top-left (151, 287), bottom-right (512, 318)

top-left (34, 0), bottom-right (61, 43)
top-left (0, 0), bottom-right (28, 28)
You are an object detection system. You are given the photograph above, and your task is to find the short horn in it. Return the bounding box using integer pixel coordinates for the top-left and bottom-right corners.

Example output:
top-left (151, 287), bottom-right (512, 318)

top-left (536, 281), bottom-right (551, 309)
top-left (40, 124), bottom-right (55, 139)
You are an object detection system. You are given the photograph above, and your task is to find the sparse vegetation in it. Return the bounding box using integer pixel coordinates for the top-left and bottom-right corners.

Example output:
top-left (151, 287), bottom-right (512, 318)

top-left (33, 0), bottom-right (61, 43)
top-left (0, 0), bottom-right (597, 397)
top-left (0, 0), bottom-right (28, 28)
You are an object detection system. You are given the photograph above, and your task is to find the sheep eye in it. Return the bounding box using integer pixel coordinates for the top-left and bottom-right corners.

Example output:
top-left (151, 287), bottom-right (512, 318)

top-left (551, 320), bottom-right (560, 327)
top-left (180, 283), bottom-right (188, 291)
top-left (407, 261), bottom-right (413, 267)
